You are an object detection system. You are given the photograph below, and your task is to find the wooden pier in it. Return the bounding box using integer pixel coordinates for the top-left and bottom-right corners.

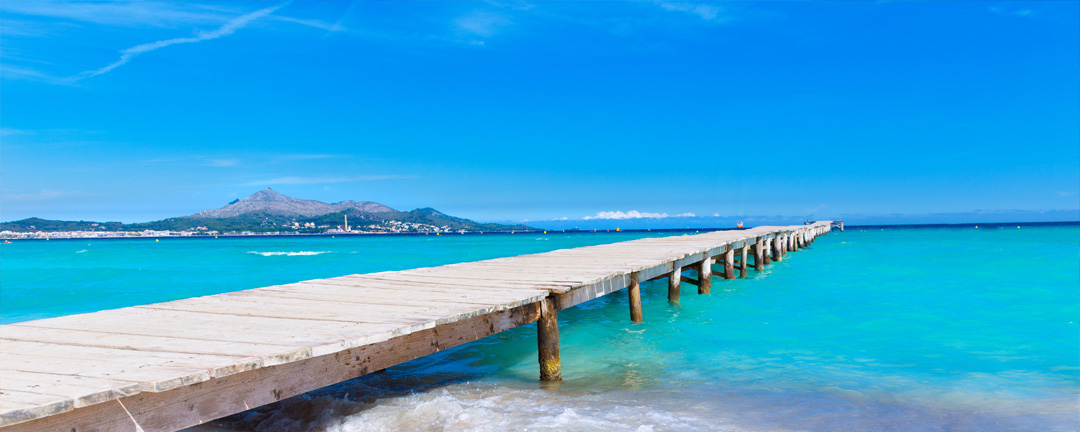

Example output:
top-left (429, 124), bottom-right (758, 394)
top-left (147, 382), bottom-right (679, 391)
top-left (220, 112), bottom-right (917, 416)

top-left (0, 222), bottom-right (834, 431)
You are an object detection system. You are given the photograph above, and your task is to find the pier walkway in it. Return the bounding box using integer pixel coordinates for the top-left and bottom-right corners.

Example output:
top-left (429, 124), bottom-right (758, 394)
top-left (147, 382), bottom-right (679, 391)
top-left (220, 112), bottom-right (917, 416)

top-left (0, 222), bottom-right (834, 431)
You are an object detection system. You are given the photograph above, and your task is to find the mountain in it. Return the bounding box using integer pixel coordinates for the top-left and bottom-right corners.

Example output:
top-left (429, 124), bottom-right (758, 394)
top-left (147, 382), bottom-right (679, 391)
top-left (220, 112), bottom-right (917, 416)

top-left (0, 189), bottom-right (536, 234)
top-left (192, 188), bottom-right (396, 218)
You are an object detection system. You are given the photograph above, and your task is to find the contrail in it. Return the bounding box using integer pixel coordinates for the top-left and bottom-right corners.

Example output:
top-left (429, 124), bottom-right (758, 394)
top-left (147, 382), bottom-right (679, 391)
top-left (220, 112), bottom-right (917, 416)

top-left (74, 3), bottom-right (287, 80)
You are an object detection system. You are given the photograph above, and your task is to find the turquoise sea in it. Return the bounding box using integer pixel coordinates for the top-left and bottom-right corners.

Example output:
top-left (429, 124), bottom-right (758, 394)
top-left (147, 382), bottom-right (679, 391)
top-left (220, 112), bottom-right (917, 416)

top-left (2, 224), bottom-right (1078, 431)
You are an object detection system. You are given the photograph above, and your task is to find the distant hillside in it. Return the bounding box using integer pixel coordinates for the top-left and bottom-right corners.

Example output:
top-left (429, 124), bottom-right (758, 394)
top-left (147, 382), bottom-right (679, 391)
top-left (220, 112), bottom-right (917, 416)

top-left (192, 188), bottom-right (395, 218)
top-left (1, 189), bottom-right (536, 233)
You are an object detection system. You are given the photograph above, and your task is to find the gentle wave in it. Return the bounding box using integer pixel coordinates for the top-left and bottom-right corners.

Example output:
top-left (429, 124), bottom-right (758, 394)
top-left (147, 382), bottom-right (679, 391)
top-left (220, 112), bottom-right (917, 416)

top-left (204, 383), bottom-right (729, 432)
top-left (75, 250), bottom-right (88, 254)
top-left (247, 251), bottom-right (331, 257)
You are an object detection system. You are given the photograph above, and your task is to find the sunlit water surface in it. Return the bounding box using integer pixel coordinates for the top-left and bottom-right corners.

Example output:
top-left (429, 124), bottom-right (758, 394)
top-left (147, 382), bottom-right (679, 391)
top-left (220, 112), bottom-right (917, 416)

top-left (2, 225), bottom-right (1077, 431)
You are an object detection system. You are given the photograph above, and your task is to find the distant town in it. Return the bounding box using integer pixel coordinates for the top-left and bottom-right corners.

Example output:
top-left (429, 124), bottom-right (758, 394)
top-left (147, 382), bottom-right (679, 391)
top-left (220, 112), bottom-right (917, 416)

top-left (0, 219), bottom-right (475, 240)
top-left (0, 189), bottom-right (537, 240)
top-left (0, 219), bottom-right (473, 239)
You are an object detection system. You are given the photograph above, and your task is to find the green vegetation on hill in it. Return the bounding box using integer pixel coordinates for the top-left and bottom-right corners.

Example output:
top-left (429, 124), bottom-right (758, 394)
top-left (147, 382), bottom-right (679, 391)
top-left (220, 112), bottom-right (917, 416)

top-left (1, 209), bottom-right (535, 233)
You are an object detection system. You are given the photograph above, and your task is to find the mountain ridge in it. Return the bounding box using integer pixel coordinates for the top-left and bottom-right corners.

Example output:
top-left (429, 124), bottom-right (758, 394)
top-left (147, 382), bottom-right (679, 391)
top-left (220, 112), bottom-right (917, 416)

top-left (191, 188), bottom-right (396, 218)
top-left (0, 189), bottom-right (536, 234)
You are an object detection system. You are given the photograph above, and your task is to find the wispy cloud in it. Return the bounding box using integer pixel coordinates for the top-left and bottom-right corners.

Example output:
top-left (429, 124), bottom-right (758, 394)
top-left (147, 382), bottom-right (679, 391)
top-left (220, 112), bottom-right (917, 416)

top-left (989, 6), bottom-right (1037, 19)
top-left (0, 65), bottom-right (76, 85)
top-left (238, 175), bottom-right (415, 186)
top-left (3, 189), bottom-right (71, 202)
top-left (455, 10), bottom-right (512, 39)
top-left (274, 15), bottom-right (345, 32)
top-left (73, 3), bottom-right (287, 80)
top-left (652, 1), bottom-right (726, 22)
top-left (583, 210), bottom-right (696, 220)
top-left (0, 128), bottom-right (35, 136)
top-left (274, 153), bottom-right (344, 161)
top-left (204, 158), bottom-right (239, 167)
top-left (0, 1), bottom-right (228, 27)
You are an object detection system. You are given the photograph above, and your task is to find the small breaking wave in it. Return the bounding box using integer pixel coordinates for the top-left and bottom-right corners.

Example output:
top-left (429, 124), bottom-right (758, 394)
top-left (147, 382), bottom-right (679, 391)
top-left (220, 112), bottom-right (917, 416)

top-left (247, 251), bottom-right (331, 257)
top-left (75, 250), bottom-right (88, 254)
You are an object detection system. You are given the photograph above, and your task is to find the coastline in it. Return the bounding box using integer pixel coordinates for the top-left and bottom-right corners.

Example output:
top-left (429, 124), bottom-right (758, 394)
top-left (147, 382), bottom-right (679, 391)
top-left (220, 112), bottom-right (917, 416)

top-left (3, 220), bottom-right (1078, 241)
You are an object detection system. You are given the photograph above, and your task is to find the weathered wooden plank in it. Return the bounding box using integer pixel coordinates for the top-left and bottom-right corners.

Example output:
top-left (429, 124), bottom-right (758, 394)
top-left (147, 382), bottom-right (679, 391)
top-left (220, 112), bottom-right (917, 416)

top-left (0, 370), bottom-right (141, 410)
top-left (2, 303), bottom-right (541, 432)
top-left (0, 340), bottom-right (257, 392)
top-left (11, 309), bottom-right (408, 357)
top-left (0, 326), bottom-right (308, 366)
top-left (0, 390), bottom-right (74, 427)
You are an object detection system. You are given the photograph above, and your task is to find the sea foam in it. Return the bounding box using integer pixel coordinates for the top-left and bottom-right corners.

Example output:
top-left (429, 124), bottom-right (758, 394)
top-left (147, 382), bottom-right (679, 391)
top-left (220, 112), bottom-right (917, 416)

top-left (247, 251), bottom-right (331, 257)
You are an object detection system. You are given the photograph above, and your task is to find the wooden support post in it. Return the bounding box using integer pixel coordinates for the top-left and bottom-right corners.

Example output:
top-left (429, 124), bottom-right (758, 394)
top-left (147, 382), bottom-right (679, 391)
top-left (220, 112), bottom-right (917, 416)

top-left (773, 236), bottom-right (783, 262)
top-left (668, 265), bottom-right (681, 302)
top-left (754, 237), bottom-right (764, 270)
top-left (764, 239), bottom-right (773, 265)
top-left (739, 246), bottom-right (748, 278)
top-left (792, 233), bottom-right (798, 252)
top-left (698, 257), bottom-right (712, 294)
top-left (628, 272), bottom-right (642, 324)
top-left (724, 248), bottom-right (735, 279)
top-left (537, 298), bottom-right (561, 381)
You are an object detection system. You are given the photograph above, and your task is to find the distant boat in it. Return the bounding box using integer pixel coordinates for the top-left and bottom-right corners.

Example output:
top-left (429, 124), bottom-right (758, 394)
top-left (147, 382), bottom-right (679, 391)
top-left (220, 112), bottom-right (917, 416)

top-left (736, 221), bottom-right (744, 228)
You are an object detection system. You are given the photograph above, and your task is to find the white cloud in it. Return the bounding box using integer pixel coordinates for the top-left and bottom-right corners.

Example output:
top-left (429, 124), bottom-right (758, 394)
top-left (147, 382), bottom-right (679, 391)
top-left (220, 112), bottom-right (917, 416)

top-left (237, 175), bottom-right (415, 186)
top-left (712, 213), bottom-right (720, 217)
top-left (0, 1), bottom-right (229, 27)
top-left (274, 15), bottom-right (345, 32)
top-left (455, 10), bottom-right (512, 38)
top-left (0, 65), bottom-right (74, 85)
top-left (204, 158), bottom-right (239, 167)
top-left (583, 210), bottom-right (696, 220)
top-left (274, 153), bottom-right (343, 161)
top-left (3, 189), bottom-right (70, 202)
top-left (989, 6), bottom-right (1037, 19)
top-left (0, 128), bottom-right (35, 136)
top-left (653, 1), bottom-right (725, 22)
top-left (74, 3), bottom-right (287, 80)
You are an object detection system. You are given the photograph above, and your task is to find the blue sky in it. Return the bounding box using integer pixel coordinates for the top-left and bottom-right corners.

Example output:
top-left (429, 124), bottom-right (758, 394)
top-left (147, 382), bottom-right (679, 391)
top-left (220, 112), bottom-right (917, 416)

top-left (2, 1), bottom-right (1078, 227)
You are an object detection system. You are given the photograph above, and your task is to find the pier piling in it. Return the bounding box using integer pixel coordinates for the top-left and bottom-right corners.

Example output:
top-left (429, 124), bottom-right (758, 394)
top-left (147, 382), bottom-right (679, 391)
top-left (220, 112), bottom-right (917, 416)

top-left (538, 298), bottom-right (561, 381)
top-left (668, 265), bottom-right (682, 302)
top-left (724, 249), bottom-right (735, 279)
top-left (697, 257), bottom-right (712, 294)
top-left (754, 237), bottom-right (764, 270)
top-left (772, 237), bottom-right (782, 262)
top-left (763, 238), bottom-right (772, 265)
top-left (739, 246), bottom-right (749, 278)
top-left (628, 272), bottom-right (643, 323)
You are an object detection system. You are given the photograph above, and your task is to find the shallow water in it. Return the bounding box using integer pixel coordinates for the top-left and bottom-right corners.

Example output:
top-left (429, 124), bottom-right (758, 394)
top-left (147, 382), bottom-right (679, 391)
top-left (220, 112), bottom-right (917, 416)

top-left (2, 225), bottom-right (1078, 431)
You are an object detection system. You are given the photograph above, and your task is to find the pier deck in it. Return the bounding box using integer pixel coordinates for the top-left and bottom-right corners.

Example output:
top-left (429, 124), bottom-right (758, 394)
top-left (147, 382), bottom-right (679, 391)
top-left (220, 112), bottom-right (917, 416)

top-left (0, 222), bottom-right (833, 431)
